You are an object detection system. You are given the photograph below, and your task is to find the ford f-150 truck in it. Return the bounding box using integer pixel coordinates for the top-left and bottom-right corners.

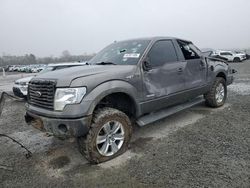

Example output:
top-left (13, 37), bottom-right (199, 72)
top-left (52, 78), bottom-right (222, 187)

top-left (25, 37), bottom-right (235, 163)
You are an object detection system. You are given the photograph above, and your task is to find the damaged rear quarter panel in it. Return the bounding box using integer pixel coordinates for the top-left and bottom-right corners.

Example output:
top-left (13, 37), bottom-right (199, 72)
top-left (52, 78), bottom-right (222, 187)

top-left (206, 58), bottom-right (229, 84)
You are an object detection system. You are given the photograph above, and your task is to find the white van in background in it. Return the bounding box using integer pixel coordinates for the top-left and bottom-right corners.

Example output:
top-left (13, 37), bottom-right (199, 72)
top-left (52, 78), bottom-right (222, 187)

top-left (214, 50), bottom-right (246, 62)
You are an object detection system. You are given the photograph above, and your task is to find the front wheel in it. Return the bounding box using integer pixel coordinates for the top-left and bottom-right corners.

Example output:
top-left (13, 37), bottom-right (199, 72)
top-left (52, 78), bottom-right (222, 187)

top-left (78, 107), bottom-right (132, 164)
top-left (204, 77), bottom-right (227, 108)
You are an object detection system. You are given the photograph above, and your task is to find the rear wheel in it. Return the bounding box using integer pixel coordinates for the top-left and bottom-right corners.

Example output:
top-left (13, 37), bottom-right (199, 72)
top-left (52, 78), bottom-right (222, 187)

top-left (233, 57), bottom-right (241, 62)
top-left (204, 77), bottom-right (227, 107)
top-left (78, 107), bottom-right (132, 164)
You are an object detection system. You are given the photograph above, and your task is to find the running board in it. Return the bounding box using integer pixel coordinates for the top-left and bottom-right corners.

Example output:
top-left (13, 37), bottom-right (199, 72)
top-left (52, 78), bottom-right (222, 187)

top-left (136, 97), bottom-right (205, 127)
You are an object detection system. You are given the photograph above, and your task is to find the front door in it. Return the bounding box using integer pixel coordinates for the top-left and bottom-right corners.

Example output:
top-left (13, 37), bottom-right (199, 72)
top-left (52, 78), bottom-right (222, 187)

top-left (141, 40), bottom-right (187, 113)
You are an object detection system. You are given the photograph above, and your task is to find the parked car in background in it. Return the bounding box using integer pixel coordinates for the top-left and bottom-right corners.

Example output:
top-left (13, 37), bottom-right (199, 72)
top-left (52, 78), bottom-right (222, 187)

top-left (246, 53), bottom-right (250, 60)
top-left (201, 48), bottom-right (228, 61)
top-left (8, 65), bottom-right (15, 72)
top-left (235, 51), bottom-right (247, 60)
top-left (8, 64), bottom-right (46, 73)
top-left (13, 65), bottom-right (20, 72)
top-left (215, 50), bottom-right (245, 62)
top-left (13, 62), bottom-right (87, 98)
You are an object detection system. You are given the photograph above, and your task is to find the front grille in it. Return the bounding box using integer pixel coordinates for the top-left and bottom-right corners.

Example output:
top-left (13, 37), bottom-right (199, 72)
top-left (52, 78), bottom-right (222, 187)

top-left (28, 80), bottom-right (56, 110)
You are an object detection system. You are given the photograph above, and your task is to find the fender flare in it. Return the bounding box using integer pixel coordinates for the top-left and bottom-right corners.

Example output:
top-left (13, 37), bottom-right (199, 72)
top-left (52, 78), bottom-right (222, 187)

top-left (213, 63), bottom-right (228, 80)
top-left (82, 80), bottom-right (141, 117)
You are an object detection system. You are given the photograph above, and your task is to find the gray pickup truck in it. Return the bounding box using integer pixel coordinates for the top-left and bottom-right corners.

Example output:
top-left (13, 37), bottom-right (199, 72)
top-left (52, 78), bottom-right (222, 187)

top-left (25, 37), bottom-right (234, 163)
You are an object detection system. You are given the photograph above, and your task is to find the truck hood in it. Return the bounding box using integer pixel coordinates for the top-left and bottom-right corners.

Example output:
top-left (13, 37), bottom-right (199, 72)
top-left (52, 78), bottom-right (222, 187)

top-left (15, 76), bottom-right (34, 84)
top-left (33, 65), bottom-right (136, 87)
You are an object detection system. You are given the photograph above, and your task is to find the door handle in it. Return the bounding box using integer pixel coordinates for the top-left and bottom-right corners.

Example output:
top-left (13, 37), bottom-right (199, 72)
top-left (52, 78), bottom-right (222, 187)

top-left (177, 67), bottom-right (183, 73)
top-left (200, 61), bottom-right (206, 69)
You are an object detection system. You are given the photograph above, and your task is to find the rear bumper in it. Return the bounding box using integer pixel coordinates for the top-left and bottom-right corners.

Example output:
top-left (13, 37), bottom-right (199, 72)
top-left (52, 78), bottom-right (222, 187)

top-left (25, 111), bottom-right (91, 138)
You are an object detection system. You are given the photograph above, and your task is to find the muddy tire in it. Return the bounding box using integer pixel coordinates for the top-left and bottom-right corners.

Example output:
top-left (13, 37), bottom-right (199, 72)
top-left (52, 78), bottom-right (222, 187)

top-left (78, 107), bottom-right (132, 164)
top-left (204, 77), bottom-right (227, 108)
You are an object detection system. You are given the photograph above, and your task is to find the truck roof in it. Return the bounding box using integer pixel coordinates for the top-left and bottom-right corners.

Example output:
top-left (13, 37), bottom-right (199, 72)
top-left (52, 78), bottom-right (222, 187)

top-left (118, 36), bottom-right (192, 43)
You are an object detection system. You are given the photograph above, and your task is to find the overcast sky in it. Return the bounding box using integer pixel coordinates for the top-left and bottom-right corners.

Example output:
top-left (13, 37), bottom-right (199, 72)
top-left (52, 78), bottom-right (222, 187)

top-left (0, 0), bottom-right (250, 57)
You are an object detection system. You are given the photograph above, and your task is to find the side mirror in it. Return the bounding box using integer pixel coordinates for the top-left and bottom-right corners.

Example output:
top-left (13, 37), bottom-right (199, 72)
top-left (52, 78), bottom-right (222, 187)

top-left (142, 60), bottom-right (152, 72)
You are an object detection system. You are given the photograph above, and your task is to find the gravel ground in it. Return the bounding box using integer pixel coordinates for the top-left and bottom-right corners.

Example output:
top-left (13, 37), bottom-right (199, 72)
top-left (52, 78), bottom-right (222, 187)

top-left (0, 61), bottom-right (250, 187)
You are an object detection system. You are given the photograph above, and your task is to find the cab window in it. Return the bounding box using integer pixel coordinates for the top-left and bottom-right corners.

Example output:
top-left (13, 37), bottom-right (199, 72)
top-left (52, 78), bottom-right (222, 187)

top-left (147, 40), bottom-right (178, 68)
top-left (178, 40), bottom-right (200, 60)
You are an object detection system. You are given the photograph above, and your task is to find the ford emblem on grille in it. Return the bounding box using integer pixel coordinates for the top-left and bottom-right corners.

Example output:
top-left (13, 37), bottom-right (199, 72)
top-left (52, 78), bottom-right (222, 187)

top-left (34, 91), bottom-right (42, 97)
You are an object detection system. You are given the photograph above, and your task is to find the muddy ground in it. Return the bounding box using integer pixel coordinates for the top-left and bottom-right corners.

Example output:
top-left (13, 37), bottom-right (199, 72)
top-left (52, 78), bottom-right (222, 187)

top-left (0, 61), bottom-right (250, 187)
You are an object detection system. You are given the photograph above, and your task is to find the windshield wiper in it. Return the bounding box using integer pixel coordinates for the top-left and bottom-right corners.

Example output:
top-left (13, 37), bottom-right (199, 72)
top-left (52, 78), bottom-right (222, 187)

top-left (95, 61), bottom-right (117, 65)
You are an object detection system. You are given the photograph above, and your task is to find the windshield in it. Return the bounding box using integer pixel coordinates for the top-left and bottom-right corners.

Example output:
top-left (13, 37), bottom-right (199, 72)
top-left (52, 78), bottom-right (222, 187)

top-left (88, 39), bottom-right (151, 65)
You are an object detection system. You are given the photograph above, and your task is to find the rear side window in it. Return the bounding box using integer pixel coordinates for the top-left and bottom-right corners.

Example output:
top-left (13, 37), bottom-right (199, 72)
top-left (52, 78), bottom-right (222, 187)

top-left (178, 40), bottom-right (200, 60)
top-left (148, 40), bottom-right (178, 67)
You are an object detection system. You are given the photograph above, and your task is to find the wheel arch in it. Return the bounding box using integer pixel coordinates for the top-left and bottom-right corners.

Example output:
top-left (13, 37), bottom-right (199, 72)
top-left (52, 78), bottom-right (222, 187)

top-left (216, 71), bottom-right (227, 82)
top-left (93, 92), bottom-right (137, 119)
top-left (233, 56), bottom-right (241, 62)
top-left (83, 80), bottom-right (141, 118)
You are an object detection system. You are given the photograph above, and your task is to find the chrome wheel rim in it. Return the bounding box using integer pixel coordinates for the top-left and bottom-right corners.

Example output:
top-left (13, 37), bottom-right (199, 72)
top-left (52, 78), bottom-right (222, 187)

top-left (96, 121), bottom-right (125, 157)
top-left (215, 83), bottom-right (225, 103)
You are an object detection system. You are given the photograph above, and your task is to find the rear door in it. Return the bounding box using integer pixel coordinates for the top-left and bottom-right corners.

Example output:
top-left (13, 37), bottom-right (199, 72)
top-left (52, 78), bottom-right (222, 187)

top-left (177, 40), bottom-right (207, 90)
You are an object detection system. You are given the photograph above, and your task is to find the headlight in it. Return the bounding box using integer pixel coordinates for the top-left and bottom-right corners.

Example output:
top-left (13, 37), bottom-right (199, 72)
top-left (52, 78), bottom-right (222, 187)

top-left (54, 87), bottom-right (87, 111)
top-left (20, 82), bottom-right (27, 86)
top-left (20, 86), bottom-right (27, 92)
top-left (15, 81), bottom-right (27, 86)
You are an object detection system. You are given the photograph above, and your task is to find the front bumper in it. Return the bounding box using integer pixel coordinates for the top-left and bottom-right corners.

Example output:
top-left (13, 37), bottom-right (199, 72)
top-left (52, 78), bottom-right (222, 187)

top-left (25, 111), bottom-right (91, 138)
top-left (239, 57), bottom-right (245, 61)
